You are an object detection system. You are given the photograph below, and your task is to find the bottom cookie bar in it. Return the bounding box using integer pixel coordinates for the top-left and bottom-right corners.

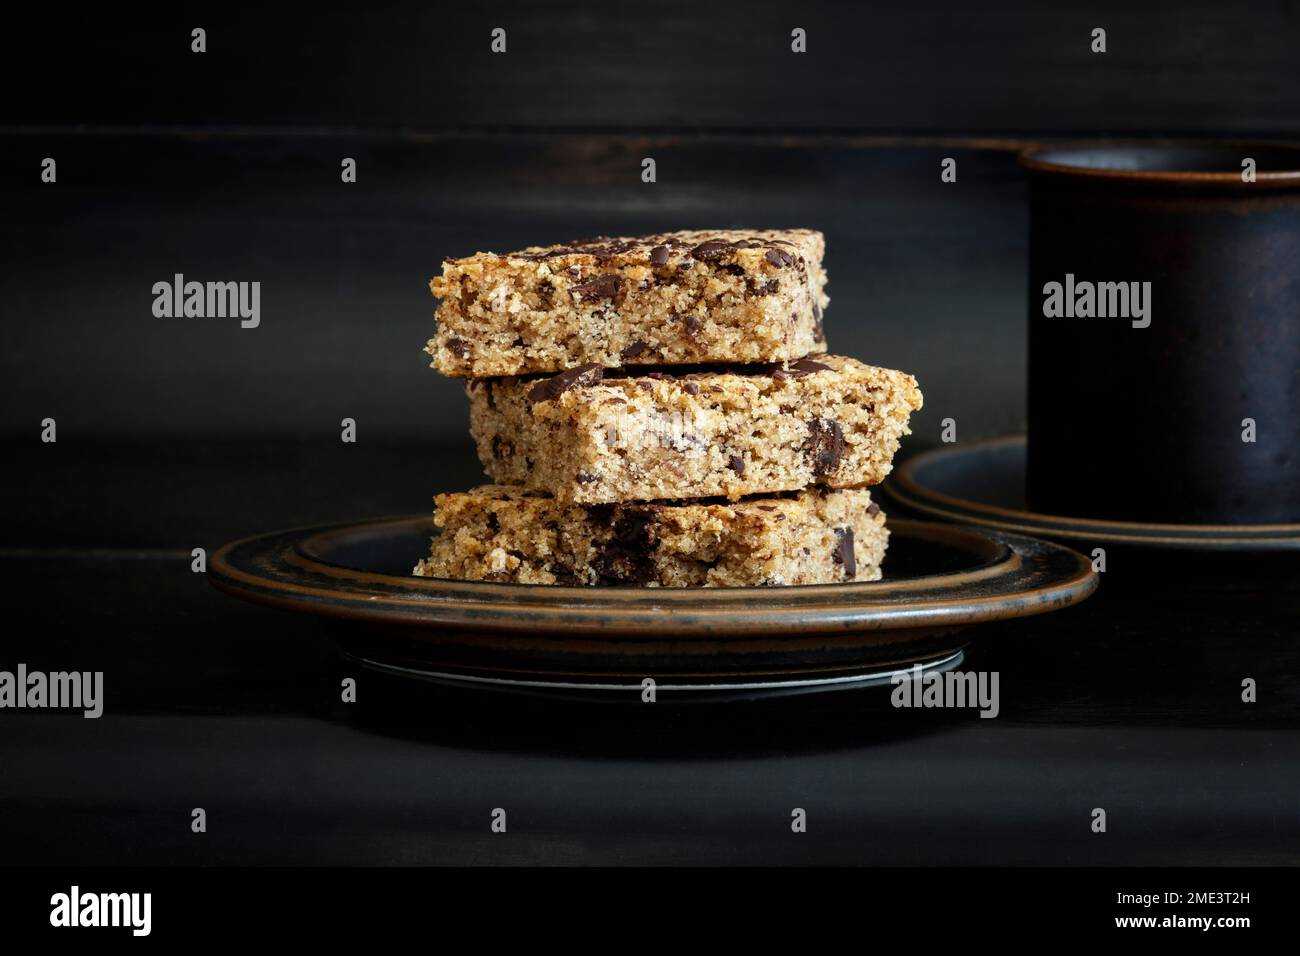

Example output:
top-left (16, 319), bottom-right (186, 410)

top-left (413, 485), bottom-right (888, 587)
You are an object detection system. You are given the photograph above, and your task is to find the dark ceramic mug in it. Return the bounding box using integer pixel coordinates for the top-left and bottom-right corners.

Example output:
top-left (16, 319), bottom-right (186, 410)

top-left (1019, 143), bottom-right (1300, 525)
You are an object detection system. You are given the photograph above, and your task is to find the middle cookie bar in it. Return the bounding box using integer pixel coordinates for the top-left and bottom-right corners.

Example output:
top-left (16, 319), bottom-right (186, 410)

top-left (468, 354), bottom-right (923, 504)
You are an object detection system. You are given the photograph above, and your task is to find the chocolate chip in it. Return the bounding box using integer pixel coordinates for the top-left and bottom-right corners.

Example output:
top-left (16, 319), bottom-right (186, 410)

top-left (724, 263), bottom-right (745, 276)
top-left (593, 506), bottom-right (659, 585)
top-left (445, 337), bottom-right (470, 359)
top-left (519, 236), bottom-right (644, 263)
top-left (689, 240), bottom-right (731, 262)
top-left (833, 526), bottom-right (856, 579)
top-left (486, 511), bottom-right (499, 533)
top-left (649, 245), bottom-right (670, 266)
top-left (791, 358), bottom-right (832, 375)
top-left (765, 249), bottom-right (793, 267)
top-left (570, 274), bottom-right (621, 301)
top-left (805, 418), bottom-right (845, 476)
top-left (620, 340), bottom-right (648, 361)
top-left (528, 363), bottom-right (604, 402)
top-left (682, 315), bottom-right (701, 334)
top-left (683, 382), bottom-right (700, 395)
top-left (551, 568), bottom-right (582, 586)
top-left (812, 302), bottom-right (825, 343)
top-left (867, 501), bottom-right (881, 517)
top-left (576, 473), bottom-right (600, 485)
top-left (765, 357), bottom-right (828, 378)
top-left (727, 455), bottom-right (745, 474)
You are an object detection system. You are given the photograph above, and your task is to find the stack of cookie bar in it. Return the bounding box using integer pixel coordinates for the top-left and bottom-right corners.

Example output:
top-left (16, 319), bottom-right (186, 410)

top-left (414, 230), bottom-right (923, 587)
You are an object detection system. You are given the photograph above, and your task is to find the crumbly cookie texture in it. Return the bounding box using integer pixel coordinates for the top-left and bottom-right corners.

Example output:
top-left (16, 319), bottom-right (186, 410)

top-left (467, 355), bottom-right (923, 504)
top-left (428, 229), bottom-right (829, 377)
top-left (413, 485), bottom-right (888, 587)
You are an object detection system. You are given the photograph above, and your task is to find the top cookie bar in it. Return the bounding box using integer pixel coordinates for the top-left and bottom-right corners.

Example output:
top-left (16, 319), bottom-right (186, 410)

top-left (427, 229), bottom-right (829, 377)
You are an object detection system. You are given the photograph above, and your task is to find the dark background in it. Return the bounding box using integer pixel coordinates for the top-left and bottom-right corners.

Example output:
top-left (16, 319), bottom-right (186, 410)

top-left (1, 2), bottom-right (1298, 867)
top-left (4, 0), bottom-right (1300, 449)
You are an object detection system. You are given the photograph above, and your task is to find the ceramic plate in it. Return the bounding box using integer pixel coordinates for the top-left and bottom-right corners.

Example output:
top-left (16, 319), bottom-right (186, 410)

top-left (885, 436), bottom-right (1300, 551)
top-left (209, 515), bottom-right (1096, 692)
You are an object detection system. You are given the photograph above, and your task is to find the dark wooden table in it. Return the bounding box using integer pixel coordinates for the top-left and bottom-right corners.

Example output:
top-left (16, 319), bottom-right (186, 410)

top-left (2, 438), bottom-right (1296, 866)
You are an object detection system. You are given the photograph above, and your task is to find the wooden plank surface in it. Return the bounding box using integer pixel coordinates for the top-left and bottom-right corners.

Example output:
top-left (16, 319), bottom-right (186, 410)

top-left (0, 505), bottom-right (1296, 865)
top-left (1, 131), bottom-right (1031, 441)
top-left (3, 2), bottom-right (1299, 134)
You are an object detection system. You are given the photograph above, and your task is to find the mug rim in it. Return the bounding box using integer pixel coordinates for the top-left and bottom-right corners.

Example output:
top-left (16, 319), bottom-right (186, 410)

top-left (1019, 141), bottom-right (1300, 188)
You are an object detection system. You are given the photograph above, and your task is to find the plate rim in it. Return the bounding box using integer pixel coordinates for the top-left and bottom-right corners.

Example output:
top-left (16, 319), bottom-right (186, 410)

top-left (208, 514), bottom-right (1099, 638)
top-left (347, 648), bottom-right (968, 694)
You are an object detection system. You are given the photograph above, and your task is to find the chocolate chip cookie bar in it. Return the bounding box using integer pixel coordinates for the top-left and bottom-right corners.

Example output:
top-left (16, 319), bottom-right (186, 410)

top-left (413, 485), bottom-right (888, 587)
top-left (466, 355), bottom-right (923, 504)
top-left (428, 229), bottom-right (829, 377)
